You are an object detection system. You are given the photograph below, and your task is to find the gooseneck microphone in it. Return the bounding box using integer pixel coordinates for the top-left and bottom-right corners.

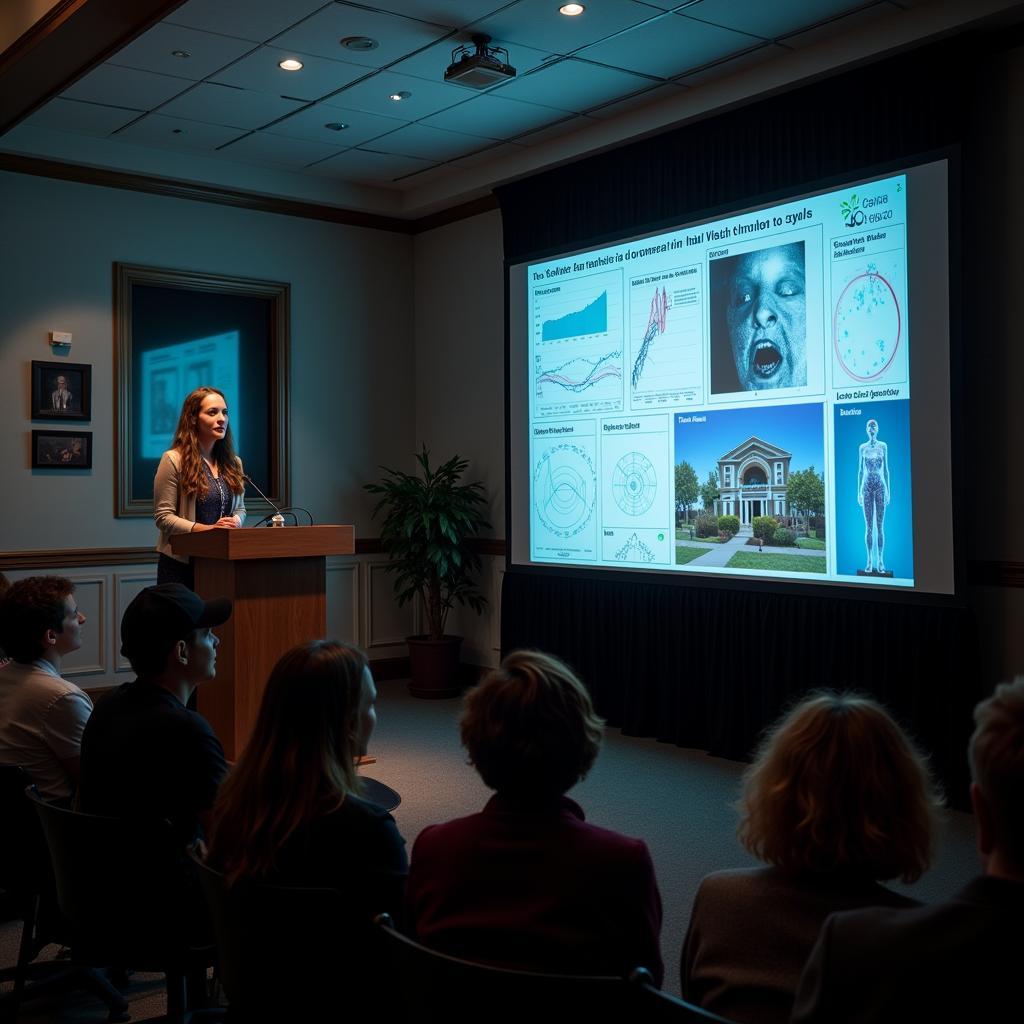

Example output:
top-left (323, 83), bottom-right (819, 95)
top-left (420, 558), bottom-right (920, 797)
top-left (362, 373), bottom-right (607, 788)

top-left (243, 473), bottom-right (286, 527)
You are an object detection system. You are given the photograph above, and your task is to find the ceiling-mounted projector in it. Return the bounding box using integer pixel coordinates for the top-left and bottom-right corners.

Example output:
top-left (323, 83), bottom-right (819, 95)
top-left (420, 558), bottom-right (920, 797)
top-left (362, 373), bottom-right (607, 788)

top-left (444, 34), bottom-right (516, 88)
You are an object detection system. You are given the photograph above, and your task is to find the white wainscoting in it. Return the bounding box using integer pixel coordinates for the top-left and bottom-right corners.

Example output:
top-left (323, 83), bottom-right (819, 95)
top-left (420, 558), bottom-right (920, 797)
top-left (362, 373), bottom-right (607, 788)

top-left (2, 552), bottom-right (504, 688)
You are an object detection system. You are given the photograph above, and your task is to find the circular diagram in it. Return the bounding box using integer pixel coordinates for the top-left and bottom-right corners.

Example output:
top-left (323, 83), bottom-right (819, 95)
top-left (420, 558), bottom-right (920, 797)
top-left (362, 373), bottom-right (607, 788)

top-left (612, 451), bottom-right (657, 516)
top-left (534, 443), bottom-right (597, 538)
top-left (833, 267), bottom-right (901, 382)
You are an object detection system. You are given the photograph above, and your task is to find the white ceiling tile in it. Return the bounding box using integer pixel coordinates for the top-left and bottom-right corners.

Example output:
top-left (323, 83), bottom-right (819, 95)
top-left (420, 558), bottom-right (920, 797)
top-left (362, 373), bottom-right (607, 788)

top-left (322, 71), bottom-right (465, 119)
top-left (165, 0), bottom-right (328, 44)
top-left (389, 34), bottom-right (557, 85)
top-left (159, 82), bottom-right (306, 129)
top-left (364, 1), bottom-right (509, 28)
top-left (211, 45), bottom-right (368, 100)
top-left (106, 23), bottom-right (255, 81)
top-left (579, 13), bottom-right (761, 79)
top-left (685, 0), bottom-right (873, 41)
top-left (22, 98), bottom-right (144, 137)
top-left (365, 122), bottom-right (493, 160)
top-left (472, 0), bottom-right (659, 54)
top-left (262, 104), bottom-right (407, 147)
top-left (271, 3), bottom-right (452, 68)
top-left (113, 112), bottom-right (247, 152)
top-left (491, 58), bottom-right (652, 113)
top-left (62, 64), bottom-right (193, 109)
top-left (305, 148), bottom-right (437, 184)
top-left (585, 81), bottom-right (687, 119)
top-left (421, 92), bottom-right (570, 139)
top-left (218, 130), bottom-right (349, 168)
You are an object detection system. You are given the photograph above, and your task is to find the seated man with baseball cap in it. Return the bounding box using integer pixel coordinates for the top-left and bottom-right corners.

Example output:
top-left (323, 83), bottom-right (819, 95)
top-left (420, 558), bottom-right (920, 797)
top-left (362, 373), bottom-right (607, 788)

top-left (78, 583), bottom-right (231, 846)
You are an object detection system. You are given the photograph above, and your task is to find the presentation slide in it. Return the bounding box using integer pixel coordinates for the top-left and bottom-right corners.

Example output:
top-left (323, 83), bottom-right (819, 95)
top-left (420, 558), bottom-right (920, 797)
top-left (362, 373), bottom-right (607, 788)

top-left (509, 160), bottom-right (955, 594)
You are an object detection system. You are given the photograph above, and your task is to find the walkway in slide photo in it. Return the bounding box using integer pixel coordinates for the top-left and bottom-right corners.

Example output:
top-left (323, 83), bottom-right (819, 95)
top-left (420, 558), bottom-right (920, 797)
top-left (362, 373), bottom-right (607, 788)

top-left (676, 530), bottom-right (825, 568)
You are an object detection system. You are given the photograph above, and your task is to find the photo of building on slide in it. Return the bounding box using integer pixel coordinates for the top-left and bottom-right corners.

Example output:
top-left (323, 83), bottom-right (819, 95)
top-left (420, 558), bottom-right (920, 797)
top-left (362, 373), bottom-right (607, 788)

top-left (709, 241), bottom-right (807, 395)
top-left (674, 402), bottom-right (826, 574)
top-left (833, 399), bottom-right (913, 581)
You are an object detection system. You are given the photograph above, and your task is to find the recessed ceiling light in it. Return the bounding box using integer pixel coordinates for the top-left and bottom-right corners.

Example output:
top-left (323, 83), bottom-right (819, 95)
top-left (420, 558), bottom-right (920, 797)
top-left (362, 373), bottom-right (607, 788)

top-left (324, 122), bottom-right (348, 131)
top-left (559, 3), bottom-right (585, 14)
top-left (340, 36), bottom-right (379, 52)
top-left (278, 58), bottom-right (303, 71)
top-left (388, 90), bottom-right (411, 101)
top-left (171, 49), bottom-right (191, 59)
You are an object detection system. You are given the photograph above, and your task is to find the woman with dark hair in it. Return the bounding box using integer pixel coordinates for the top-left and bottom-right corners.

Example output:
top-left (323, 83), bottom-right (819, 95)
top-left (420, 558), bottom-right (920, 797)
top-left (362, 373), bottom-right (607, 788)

top-left (681, 691), bottom-right (943, 1024)
top-left (206, 640), bottom-right (406, 916)
top-left (154, 386), bottom-right (246, 588)
top-left (407, 649), bottom-right (663, 983)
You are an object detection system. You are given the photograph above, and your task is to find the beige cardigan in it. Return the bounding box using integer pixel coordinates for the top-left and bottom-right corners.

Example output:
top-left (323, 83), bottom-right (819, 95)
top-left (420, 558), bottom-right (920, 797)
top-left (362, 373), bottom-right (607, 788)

top-left (153, 449), bottom-right (246, 562)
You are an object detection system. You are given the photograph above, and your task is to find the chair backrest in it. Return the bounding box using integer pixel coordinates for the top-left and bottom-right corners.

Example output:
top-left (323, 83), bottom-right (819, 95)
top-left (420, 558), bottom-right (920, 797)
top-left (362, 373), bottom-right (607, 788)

top-left (373, 913), bottom-right (644, 1023)
top-left (0, 766), bottom-right (49, 898)
top-left (191, 850), bottom-right (384, 1020)
top-left (27, 787), bottom-right (190, 963)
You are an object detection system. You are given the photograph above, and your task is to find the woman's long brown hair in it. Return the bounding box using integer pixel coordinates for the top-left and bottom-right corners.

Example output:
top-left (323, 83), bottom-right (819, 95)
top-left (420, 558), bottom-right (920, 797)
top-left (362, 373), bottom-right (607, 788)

top-left (207, 641), bottom-right (367, 883)
top-left (171, 386), bottom-right (244, 497)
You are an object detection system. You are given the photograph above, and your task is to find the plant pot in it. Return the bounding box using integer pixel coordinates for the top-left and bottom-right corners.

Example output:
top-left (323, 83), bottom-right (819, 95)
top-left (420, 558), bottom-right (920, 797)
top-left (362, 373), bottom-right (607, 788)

top-left (406, 634), bottom-right (463, 698)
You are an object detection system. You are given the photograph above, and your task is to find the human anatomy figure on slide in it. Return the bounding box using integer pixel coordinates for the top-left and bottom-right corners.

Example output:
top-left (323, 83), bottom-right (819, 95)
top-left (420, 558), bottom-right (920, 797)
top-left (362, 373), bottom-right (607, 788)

top-left (857, 418), bottom-right (890, 574)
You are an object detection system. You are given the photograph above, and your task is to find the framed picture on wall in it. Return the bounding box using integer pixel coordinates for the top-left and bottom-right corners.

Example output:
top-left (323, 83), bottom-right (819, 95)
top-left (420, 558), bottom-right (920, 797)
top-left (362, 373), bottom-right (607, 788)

top-left (31, 361), bottom-right (91, 420)
top-left (31, 429), bottom-right (93, 469)
top-left (113, 263), bottom-right (291, 517)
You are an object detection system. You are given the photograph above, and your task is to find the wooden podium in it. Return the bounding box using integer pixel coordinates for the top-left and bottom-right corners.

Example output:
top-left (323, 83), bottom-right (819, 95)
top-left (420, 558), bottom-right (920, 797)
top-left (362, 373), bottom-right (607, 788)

top-left (169, 525), bottom-right (354, 759)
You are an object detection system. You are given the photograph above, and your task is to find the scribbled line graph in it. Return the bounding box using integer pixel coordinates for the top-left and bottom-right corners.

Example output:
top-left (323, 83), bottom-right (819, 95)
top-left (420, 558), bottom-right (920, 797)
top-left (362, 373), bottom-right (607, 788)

top-left (536, 349), bottom-right (622, 395)
top-left (614, 532), bottom-right (657, 562)
top-left (534, 443), bottom-right (597, 539)
top-left (631, 286), bottom-right (670, 388)
top-left (542, 291), bottom-right (608, 341)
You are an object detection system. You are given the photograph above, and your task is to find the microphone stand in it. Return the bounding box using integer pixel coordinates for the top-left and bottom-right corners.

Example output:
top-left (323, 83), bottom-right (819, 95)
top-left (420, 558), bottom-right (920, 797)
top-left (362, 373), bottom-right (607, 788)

top-left (243, 474), bottom-right (286, 527)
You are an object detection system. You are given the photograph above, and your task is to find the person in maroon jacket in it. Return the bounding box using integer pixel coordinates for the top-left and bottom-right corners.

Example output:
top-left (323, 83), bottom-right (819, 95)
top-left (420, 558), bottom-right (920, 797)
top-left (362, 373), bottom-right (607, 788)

top-left (406, 649), bottom-right (663, 984)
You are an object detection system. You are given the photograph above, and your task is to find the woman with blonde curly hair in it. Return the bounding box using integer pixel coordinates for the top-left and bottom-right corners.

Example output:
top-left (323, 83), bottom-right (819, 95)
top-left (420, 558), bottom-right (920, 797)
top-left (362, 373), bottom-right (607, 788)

top-left (154, 386), bottom-right (246, 587)
top-left (681, 690), bottom-right (942, 1024)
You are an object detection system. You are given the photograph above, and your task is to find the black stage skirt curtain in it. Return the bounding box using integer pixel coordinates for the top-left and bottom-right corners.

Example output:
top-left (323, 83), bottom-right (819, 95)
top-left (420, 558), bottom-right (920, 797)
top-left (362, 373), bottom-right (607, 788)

top-left (495, 36), bottom-right (975, 265)
top-left (501, 570), bottom-right (980, 803)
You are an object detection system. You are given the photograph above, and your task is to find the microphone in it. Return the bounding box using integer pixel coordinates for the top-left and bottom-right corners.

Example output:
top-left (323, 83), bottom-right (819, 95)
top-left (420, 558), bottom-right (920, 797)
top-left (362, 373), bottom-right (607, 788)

top-left (243, 473), bottom-right (286, 528)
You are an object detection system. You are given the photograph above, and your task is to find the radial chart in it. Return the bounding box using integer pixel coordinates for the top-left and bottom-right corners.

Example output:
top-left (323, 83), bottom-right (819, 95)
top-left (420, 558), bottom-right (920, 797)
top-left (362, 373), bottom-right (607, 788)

top-left (534, 443), bottom-right (597, 538)
top-left (612, 452), bottom-right (657, 517)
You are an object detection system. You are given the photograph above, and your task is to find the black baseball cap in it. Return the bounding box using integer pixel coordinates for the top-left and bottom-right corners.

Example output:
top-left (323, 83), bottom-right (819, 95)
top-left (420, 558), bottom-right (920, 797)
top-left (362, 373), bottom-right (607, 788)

top-left (120, 583), bottom-right (231, 662)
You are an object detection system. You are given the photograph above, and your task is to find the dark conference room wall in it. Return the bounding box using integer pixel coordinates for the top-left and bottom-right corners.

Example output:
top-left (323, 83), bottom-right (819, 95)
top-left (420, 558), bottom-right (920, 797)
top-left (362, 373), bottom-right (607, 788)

top-left (0, 169), bottom-right (419, 684)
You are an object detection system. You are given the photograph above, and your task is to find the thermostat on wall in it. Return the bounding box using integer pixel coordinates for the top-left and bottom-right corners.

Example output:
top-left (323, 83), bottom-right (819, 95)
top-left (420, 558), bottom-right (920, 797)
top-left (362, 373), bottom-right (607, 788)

top-left (49, 331), bottom-right (72, 346)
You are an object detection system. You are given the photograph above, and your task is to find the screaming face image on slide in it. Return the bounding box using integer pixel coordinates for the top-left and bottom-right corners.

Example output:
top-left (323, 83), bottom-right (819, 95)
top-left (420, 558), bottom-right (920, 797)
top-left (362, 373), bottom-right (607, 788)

top-left (711, 242), bottom-right (808, 393)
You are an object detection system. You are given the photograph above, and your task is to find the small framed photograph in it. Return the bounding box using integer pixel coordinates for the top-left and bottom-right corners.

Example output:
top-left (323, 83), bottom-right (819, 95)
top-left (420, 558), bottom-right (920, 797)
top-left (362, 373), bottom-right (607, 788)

top-left (31, 360), bottom-right (91, 420)
top-left (31, 430), bottom-right (92, 469)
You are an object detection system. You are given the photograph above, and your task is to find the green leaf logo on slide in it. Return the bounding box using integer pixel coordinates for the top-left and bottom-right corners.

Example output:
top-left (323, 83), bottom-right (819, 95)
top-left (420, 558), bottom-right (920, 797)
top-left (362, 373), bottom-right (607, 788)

top-left (841, 193), bottom-right (865, 228)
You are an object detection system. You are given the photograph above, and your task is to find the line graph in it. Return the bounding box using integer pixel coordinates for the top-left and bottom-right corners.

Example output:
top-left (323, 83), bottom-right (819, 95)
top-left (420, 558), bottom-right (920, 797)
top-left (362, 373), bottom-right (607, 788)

top-left (628, 267), bottom-right (703, 407)
top-left (632, 286), bottom-right (670, 387)
top-left (536, 348), bottom-right (622, 394)
top-left (532, 269), bottom-right (624, 417)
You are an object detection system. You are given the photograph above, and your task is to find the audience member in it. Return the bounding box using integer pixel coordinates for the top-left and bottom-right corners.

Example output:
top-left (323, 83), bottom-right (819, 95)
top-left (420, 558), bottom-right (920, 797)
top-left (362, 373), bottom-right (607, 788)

top-left (792, 679), bottom-right (1024, 1022)
top-left (681, 691), bottom-right (941, 1024)
top-left (78, 584), bottom-right (230, 846)
top-left (407, 649), bottom-right (663, 983)
top-left (207, 640), bottom-right (406, 918)
top-left (0, 576), bottom-right (91, 801)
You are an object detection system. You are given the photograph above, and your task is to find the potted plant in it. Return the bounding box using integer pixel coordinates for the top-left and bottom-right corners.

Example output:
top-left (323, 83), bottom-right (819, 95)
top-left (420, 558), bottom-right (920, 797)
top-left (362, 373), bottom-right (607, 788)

top-left (365, 447), bottom-right (490, 697)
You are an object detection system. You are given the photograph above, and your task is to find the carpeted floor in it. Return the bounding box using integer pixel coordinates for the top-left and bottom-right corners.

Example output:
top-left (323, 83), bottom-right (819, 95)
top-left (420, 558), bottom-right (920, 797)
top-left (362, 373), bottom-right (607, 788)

top-left (1, 677), bottom-right (977, 1019)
